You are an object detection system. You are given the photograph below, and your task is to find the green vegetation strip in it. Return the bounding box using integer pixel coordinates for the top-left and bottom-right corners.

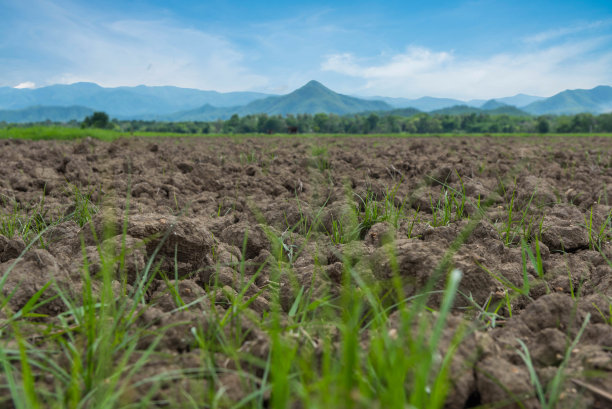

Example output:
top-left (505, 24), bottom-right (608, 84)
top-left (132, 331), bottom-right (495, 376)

top-left (1, 126), bottom-right (612, 141)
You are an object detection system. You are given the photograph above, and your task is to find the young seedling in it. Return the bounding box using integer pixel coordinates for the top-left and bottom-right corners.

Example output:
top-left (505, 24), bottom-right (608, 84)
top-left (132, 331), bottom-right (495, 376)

top-left (310, 144), bottom-right (331, 171)
top-left (585, 207), bottom-right (612, 250)
top-left (516, 313), bottom-right (591, 409)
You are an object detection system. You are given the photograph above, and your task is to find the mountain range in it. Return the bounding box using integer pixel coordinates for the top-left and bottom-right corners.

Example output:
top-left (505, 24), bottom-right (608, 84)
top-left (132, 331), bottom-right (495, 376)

top-left (520, 85), bottom-right (612, 115)
top-left (362, 93), bottom-right (545, 111)
top-left (160, 80), bottom-right (392, 121)
top-left (0, 83), bottom-right (269, 117)
top-left (0, 81), bottom-right (611, 123)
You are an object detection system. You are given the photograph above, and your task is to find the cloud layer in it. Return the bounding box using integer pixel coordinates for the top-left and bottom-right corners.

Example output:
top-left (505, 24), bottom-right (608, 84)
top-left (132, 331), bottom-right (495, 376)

top-left (322, 38), bottom-right (612, 99)
top-left (2, 1), bottom-right (611, 99)
top-left (1, 1), bottom-right (268, 91)
top-left (14, 82), bottom-right (36, 89)
top-left (49, 19), bottom-right (268, 91)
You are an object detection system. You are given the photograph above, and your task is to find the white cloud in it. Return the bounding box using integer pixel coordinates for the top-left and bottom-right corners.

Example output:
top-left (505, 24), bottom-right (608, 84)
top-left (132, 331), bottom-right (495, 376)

top-left (523, 19), bottom-right (612, 44)
top-left (6, 1), bottom-right (268, 91)
top-left (322, 47), bottom-right (453, 79)
top-left (321, 39), bottom-right (612, 99)
top-left (14, 81), bottom-right (36, 89)
top-left (47, 19), bottom-right (268, 91)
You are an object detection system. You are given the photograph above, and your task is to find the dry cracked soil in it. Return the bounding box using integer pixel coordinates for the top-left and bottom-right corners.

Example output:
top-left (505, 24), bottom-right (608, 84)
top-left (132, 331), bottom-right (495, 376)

top-left (0, 135), bottom-right (611, 408)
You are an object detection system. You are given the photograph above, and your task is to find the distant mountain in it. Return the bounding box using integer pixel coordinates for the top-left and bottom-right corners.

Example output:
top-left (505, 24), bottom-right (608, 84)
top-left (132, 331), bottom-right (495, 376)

top-left (159, 104), bottom-right (240, 122)
top-left (1, 81), bottom-right (611, 123)
top-left (364, 95), bottom-right (547, 111)
top-left (362, 95), bottom-right (470, 111)
top-left (486, 106), bottom-right (531, 116)
top-left (377, 107), bottom-right (422, 117)
top-left (0, 83), bottom-right (272, 117)
top-left (431, 104), bottom-right (529, 116)
top-left (165, 81), bottom-right (392, 120)
top-left (373, 94), bottom-right (545, 111)
top-left (523, 85), bottom-right (612, 115)
top-left (480, 100), bottom-right (508, 110)
top-left (494, 93), bottom-right (545, 107)
top-left (431, 105), bottom-right (481, 115)
top-left (0, 105), bottom-right (93, 123)
top-left (359, 96), bottom-right (414, 108)
top-left (241, 80), bottom-right (391, 115)
top-left (466, 99), bottom-right (487, 107)
top-left (407, 96), bottom-right (476, 111)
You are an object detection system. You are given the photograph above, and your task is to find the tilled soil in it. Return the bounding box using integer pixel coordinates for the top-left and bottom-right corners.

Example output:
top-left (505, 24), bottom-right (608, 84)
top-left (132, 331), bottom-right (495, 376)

top-left (1, 135), bottom-right (611, 408)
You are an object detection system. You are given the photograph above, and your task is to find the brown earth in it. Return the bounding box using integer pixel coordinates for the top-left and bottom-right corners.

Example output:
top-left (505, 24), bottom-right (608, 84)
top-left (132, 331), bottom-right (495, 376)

top-left (0, 135), bottom-right (611, 408)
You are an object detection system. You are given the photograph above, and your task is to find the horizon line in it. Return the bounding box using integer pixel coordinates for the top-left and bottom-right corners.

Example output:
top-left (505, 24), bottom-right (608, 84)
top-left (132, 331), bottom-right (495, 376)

top-left (6, 80), bottom-right (612, 101)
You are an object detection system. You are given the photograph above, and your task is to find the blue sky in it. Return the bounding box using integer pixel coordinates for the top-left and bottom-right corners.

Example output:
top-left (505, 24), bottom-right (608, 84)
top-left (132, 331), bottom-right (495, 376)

top-left (1, 0), bottom-right (611, 99)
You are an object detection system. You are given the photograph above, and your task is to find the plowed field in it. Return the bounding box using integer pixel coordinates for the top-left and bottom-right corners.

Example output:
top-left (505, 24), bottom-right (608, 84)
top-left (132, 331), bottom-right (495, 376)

top-left (1, 135), bottom-right (611, 408)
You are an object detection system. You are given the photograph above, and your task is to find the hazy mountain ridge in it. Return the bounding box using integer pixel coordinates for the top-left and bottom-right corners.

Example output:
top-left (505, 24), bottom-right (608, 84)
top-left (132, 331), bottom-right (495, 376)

top-left (522, 85), bottom-right (612, 115)
top-left (430, 104), bottom-right (529, 116)
top-left (1, 82), bottom-right (611, 123)
top-left (362, 96), bottom-right (470, 111)
top-left (155, 104), bottom-right (241, 122)
top-left (0, 82), bottom-right (272, 116)
top-left (157, 81), bottom-right (392, 121)
top-left (495, 93), bottom-right (545, 107)
top-left (480, 100), bottom-right (508, 110)
top-left (363, 93), bottom-right (545, 111)
top-left (364, 86), bottom-right (612, 116)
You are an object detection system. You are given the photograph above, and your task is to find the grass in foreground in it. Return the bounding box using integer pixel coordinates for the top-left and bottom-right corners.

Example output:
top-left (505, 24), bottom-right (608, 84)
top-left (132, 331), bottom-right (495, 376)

top-left (0, 184), bottom-right (99, 246)
top-left (0, 186), bottom-right (474, 408)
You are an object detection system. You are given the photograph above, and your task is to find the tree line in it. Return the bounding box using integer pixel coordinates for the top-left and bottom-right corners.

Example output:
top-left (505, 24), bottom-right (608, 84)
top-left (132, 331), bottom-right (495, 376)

top-left (113, 112), bottom-right (612, 134)
top-left (4, 111), bottom-right (612, 134)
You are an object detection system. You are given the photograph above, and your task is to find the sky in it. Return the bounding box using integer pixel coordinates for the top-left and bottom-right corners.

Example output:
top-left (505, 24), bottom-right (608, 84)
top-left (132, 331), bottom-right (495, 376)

top-left (1, 0), bottom-right (612, 99)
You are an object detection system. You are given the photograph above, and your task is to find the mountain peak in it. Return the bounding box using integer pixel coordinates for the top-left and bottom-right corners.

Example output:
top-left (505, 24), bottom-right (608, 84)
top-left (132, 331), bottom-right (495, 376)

top-left (481, 99), bottom-right (508, 110)
top-left (68, 82), bottom-right (103, 89)
top-left (237, 80), bottom-right (390, 116)
top-left (299, 80), bottom-right (329, 91)
top-left (286, 80), bottom-right (337, 101)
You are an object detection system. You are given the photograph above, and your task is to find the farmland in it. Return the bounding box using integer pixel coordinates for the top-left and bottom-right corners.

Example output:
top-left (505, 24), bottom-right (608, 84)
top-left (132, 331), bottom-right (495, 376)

top-left (0, 133), bottom-right (611, 408)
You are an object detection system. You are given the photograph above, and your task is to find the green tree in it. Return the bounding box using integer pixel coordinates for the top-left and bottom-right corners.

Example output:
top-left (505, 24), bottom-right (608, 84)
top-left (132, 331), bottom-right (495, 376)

top-left (238, 115), bottom-right (258, 133)
top-left (82, 112), bottom-right (110, 129)
top-left (313, 113), bottom-right (330, 132)
top-left (366, 113), bottom-right (380, 133)
top-left (262, 116), bottom-right (285, 134)
top-left (596, 113), bottom-right (612, 132)
top-left (402, 120), bottom-right (417, 134)
top-left (537, 117), bottom-right (550, 133)
top-left (570, 113), bottom-right (595, 133)
top-left (440, 115), bottom-right (460, 132)
top-left (223, 114), bottom-right (240, 133)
